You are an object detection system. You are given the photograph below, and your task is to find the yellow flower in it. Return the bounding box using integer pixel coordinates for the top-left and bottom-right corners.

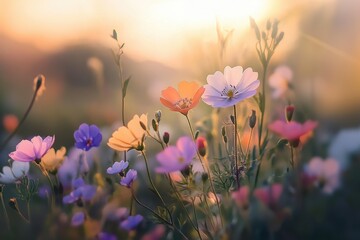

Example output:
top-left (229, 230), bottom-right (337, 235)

top-left (41, 147), bottom-right (66, 172)
top-left (108, 114), bottom-right (148, 151)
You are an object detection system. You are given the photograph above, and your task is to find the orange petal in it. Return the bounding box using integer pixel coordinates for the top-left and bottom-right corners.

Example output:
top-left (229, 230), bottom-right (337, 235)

top-left (160, 97), bottom-right (177, 111)
top-left (189, 87), bottom-right (205, 109)
top-left (178, 81), bottom-right (200, 99)
top-left (161, 87), bottom-right (181, 103)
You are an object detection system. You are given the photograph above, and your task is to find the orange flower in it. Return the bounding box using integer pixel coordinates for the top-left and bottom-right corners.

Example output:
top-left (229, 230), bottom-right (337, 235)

top-left (160, 81), bottom-right (205, 115)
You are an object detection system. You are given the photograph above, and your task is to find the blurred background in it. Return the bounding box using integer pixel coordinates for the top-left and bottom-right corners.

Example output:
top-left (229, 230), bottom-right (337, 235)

top-left (0, 0), bottom-right (359, 152)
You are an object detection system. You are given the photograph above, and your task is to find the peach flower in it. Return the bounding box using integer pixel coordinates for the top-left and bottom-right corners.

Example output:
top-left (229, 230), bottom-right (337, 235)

top-left (108, 114), bottom-right (148, 151)
top-left (160, 81), bottom-right (205, 115)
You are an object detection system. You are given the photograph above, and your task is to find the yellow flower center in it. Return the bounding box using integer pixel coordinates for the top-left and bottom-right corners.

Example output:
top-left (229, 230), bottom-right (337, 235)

top-left (221, 85), bottom-right (238, 99)
top-left (175, 98), bottom-right (193, 109)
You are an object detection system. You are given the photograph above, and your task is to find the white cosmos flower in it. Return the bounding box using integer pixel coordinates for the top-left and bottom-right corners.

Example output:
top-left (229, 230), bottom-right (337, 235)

top-left (0, 160), bottom-right (30, 184)
top-left (202, 66), bottom-right (260, 108)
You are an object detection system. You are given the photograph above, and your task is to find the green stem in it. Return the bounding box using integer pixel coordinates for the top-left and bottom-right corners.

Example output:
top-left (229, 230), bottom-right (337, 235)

top-left (258, 62), bottom-right (268, 156)
top-left (168, 175), bottom-right (199, 233)
top-left (130, 188), bottom-right (170, 225)
top-left (233, 105), bottom-right (240, 189)
top-left (185, 115), bottom-right (224, 227)
top-left (290, 146), bottom-right (295, 170)
top-left (37, 163), bottom-right (55, 208)
top-left (27, 200), bottom-right (31, 223)
top-left (191, 198), bottom-right (203, 240)
top-left (0, 88), bottom-right (38, 152)
top-left (0, 190), bottom-right (10, 230)
top-left (141, 151), bottom-right (172, 224)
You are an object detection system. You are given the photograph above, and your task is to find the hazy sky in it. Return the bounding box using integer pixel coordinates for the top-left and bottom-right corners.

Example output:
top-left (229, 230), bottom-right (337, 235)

top-left (0, 0), bottom-right (268, 66)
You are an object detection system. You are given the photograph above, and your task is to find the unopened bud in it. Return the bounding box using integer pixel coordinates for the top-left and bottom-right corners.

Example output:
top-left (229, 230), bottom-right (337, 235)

top-left (194, 130), bottom-right (200, 140)
top-left (33, 74), bottom-right (46, 96)
top-left (223, 135), bottom-right (228, 143)
top-left (230, 115), bottom-right (235, 125)
top-left (155, 110), bottom-right (161, 123)
top-left (163, 132), bottom-right (170, 144)
top-left (152, 119), bottom-right (158, 131)
top-left (139, 121), bottom-right (147, 131)
top-left (201, 172), bottom-right (209, 182)
top-left (221, 126), bottom-right (226, 137)
top-left (181, 165), bottom-right (191, 178)
top-left (196, 137), bottom-right (207, 157)
top-left (9, 198), bottom-right (18, 211)
top-left (249, 110), bottom-right (256, 129)
top-left (285, 105), bottom-right (295, 122)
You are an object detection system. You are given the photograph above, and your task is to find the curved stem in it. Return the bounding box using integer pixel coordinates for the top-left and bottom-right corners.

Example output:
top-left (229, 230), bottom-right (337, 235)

top-left (185, 115), bottom-right (224, 227)
top-left (233, 105), bottom-right (240, 189)
top-left (141, 151), bottom-right (172, 224)
top-left (0, 89), bottom-right (38, 152)
top-left (258, 63), bottom-right (268, 158)
top-left (191, 198), bottom-right (203, 240)
top-left (0, 189), bottom-right (10, 230)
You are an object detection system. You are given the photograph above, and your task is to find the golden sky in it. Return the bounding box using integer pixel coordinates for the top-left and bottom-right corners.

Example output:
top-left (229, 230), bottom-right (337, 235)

top-left (0, 0), bottom-right (268, 66)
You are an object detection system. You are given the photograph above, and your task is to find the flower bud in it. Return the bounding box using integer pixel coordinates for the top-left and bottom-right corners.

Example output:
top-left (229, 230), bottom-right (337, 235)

top-left (152, 119), bottom-right (158, 132)
top-left (221, 126), bottom-right (226, 137)
top-left (33, 74), bottom-right (46, 97)
top-left (223, 135), bottom-right (228, 144)
top-left (196, 137), bottom-right (207, 157)
top-left (194, 130), bottom-right (200, 140)
top-left (201, 172), bottom-right (208, 182)
top-left (139, 121), bottom-right (147, 131)
top-left (163, 132), bottom-right (170, 144)
top-left (249, 110), bottom-right (256, 129)
top-left (230, 115), bottom-right (235, 125)
top-left (181, 165), bottom-right (191, 178)
top-left (155, 110), bottom-right (161, 123)
top-left (9, 198), bottom-right (18, 211)
top-left (285, 105), bottom-right (295, 122)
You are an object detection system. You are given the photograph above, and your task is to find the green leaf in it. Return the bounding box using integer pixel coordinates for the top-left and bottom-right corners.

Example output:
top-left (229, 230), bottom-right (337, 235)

top-left (122, 76), bottom-right (131, 98)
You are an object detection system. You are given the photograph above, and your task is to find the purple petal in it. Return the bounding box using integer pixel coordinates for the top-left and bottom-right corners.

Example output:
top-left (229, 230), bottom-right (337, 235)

top-left (71, 212), bottom-right (85, 226)
top-left (120, 214), bottom-right (143, 231)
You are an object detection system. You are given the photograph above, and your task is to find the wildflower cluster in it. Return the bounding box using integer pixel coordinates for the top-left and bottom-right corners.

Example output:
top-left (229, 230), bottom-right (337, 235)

top-left (0, 20), bottom-right (354, 240)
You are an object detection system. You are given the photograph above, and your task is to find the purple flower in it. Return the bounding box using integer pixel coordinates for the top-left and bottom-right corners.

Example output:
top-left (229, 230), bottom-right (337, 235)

top-left (58, 147), bottom-right (95, 188)
top-left (98, 232), bottom-right (117, 240)
top-left (107, 160), bottom-right (129, 175)
top-left (120, 169), bottom-right (137, 188)
top-left (120, 214), bottom-right (143, 231)
top-left (202, 66), bottom-right (260, 108)
top-left (74, 123), bottom-right (102, 151)
top-left (156, 136), bottom-right (196, 173)
top-left (9, 136), bottom-right (55, 162)
top-left (71, 212), bottom-right (85, 226)
top-left (63, 177), bottom-right (97, 204)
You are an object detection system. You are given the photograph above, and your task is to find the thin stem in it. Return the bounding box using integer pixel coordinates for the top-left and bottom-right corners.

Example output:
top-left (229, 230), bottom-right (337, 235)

top-left (130, 188), bottom-right (171, 225)
top-left (254, 160), bottom-right (262, 188)
top-left (233, 105), bottom-right (240, 189)
top-left (37, 163), bottom-right (55, 208)
top-left (0, 89), bottom-right (38, 152)
top-left (141, 151), bottom-right (172, 224)
top-left (168, 175), bottom-right (199, 232)
top-left (191, 198), bottom-right (203, 240)
top-left (245, 128), bottom-right (254, 165)
top-left (290, 146), bottom-right (295, 170)
top-left (27, 200), bottom-right (31, 223)
top-left (258, 62), bottom-right (268, 156)
top-left (0, 190), bottom-right (10, 230)
top-left (185, 115), bottom-right (224, 227)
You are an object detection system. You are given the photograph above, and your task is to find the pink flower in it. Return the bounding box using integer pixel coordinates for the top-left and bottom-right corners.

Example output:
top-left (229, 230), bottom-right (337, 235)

top-left (268, 120), bottom-right (317, 142)
top-left (232, 186), bottom-right (250, 209)
top-left (305, 157), bottom-right (340, 194)
top-left (254, 183), bottom-right (283, 208)
top-left (269, 65), bottom-right (293, 99)
top-left (9, 136), bottom-right (55, 162)
top-left (156, 136), bottom-right (196, 173)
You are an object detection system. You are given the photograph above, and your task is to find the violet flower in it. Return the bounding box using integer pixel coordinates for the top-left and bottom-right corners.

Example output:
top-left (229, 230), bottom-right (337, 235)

top-left (74, 123), bottom-right (102, 151)
top-left (120, 214), bottom-right (143, 231)
top-left (155, 136), bottom-right (196, 173)
top-left (107, 160), bottom-right (128, 175)
top-left (120, 169), bottom-right (137, 188)
top-left (71, 211), bottom-right (85, 226)
top-left (9, 136), bottom-right (55, 162)
top-left (63, 177), bottom-right (97, 204)
top-left (98, 232), bottom-right (118, 240)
